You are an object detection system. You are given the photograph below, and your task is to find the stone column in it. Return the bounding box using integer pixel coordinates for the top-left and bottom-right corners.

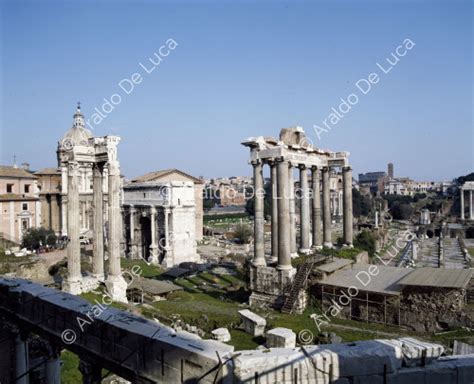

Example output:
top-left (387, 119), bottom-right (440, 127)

top-left (460, 188), bottom-right (465, 220)
top-left (128, 205), bottom-right (136, 259)
top-left (149, 206), bottom-right (159, 264)
top-left (289, 164), bottom-right (297, 257)
top-left (163, 207), bottom-right (172, 265)
top-left (270, 161), bottom-right (278, 262)
top-left (311, 167), bottom-right (322, 249)
top-left (339, 191), bottom-right (343, 217)
top-left (61, 198), bottom-right (67, 237)
top-left (322, 167), bottom-right (332, 248)
top-left (105, 156), bottom-right (128, 303)
top-left (15, 334), bottom-right (29, 384)
top-left (63, 161), bottom-right (82, 294)
top-left (92, 163), bottom-right (104, 281)
top-left (343, 166), bottom-right (353, 246)
top-left (252, 160), bottom-right (266, 266)
top-left (470, 190), bottom-right (473, 220)
top-left (277, 159), bottom-right (291, 269)
top-left (60, 165), bottom-right (68, 236)
top-left (299, 165), bottom-right (310, 253)
top-left (45, 346), bottom-right (61, 384)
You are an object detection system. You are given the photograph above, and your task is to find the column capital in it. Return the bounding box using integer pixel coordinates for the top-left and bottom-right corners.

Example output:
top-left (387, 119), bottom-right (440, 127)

top-left (150, 205), bottom-right (157, 214)
top-left (274, 156), bottom-right (286, 164)
top-left (67, 161), bottom-right (80, 174)
top-left (266, 158), bottom-right (277, 166)
top-left (129, 204), bottom-right (136, 212)
top-left (298, 164), bottom-right (307, 170)
top-left (250, 159), bottom-right (262, 166)
top-left (342, 165), bottom-right (352, 172)
top-left (321, 166), bottom-right (330, 172)
top-left (311, 165), bottom-right (319, 172)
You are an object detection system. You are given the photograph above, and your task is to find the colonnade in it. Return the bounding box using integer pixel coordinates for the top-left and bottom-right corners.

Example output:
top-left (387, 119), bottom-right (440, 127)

top-left (252, 159), bottom-right (353, 270)
top-left (124, 204), bottom-right (171, 264)
top-left (460, 184), bottom-right (474, 220)
top-left (63, 152), bottom-right (127, 302)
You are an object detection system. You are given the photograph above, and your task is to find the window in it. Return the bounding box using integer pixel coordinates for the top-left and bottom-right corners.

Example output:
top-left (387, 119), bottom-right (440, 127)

top-left (24, 184), bottom-right (30, 193)
top-left (6, 184), bottom-right (13, 193)
top-left (22, 203), bottom-right (28, 211)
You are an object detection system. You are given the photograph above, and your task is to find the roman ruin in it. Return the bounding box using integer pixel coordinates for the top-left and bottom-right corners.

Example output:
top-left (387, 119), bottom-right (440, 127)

top-left (242, 126), bottom-right (353, 307)
top-left (122, 179), bottom-right (200, 267)
top-left (460, 181), bottom-right (474, 220)
top-left (1, 278), bottom-right (474, 383)
top-left (58, 105), bottom-right (127, 302)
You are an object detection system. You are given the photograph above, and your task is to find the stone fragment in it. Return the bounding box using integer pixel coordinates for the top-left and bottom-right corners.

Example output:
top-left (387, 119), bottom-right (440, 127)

top-left (211, 328), bottom-right (231, 343)
top-left (266, 327), bottom-right (296, 348)
top-left (238, 309), bottom-right (266, 336)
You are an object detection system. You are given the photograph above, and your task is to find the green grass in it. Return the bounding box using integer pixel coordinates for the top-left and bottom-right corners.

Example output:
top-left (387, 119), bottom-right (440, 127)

top-left (229, 329), bottom-right (262, 350)
top-left (61, 350), bottom-right (82, 384)
top-left (467, 247), bottom-right (474, 257)
top-left (120, 258), bottom-right (164, 279)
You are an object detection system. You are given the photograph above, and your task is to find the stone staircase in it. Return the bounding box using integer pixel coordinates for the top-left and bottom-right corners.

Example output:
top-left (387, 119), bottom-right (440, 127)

top-left (443, 238), bottom-right (466, 269)
top-left (281, 254), bottom-right (326, 314)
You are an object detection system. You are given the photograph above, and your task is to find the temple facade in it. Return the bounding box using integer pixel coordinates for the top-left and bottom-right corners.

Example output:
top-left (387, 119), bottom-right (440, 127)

top-left (242, 126), bottom-right (353, 307)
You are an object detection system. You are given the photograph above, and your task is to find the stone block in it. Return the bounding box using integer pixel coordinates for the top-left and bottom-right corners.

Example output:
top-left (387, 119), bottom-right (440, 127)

top-left (303, 339), bottom-right (403, 377)
top-left (211, 328), bottom-right (231, 343)
top-left (398, 337), bottom-right (444, 367)
top-left (266, 327), bottom-right (296, 348)
top-left (238, 309), bottom-right (266, 336)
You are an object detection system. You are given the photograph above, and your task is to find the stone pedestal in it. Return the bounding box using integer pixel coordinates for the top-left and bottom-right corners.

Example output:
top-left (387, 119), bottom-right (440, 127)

top-left (105, 275), bottom-right (128, 303)
top-left (248, 265), bottom-right (296, 308)
top-left (266, 327), bottom-right (296, 348)
top-left (239, 309), bottom-right (266, 337)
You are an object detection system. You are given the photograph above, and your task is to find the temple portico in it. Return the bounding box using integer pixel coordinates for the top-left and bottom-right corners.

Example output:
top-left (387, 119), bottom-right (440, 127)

top-left (242, 127), bottom-right (353, 307)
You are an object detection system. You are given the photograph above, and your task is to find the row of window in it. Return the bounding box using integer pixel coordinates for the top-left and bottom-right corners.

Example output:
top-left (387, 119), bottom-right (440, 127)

top-left (6, 183), bottom-right (31, 194)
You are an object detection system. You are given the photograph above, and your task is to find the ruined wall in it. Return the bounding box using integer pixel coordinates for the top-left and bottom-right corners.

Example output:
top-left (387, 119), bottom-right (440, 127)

top-left (400, 286), bottom-right (473, 332)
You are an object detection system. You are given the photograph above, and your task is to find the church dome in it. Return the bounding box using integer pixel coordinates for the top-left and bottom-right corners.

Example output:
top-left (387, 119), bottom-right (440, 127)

top-left (60, 103), bottom-right (93, 150)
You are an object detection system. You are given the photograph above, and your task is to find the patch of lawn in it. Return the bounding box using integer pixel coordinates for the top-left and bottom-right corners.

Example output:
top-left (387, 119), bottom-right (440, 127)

top-left (61, 350), bottom-right (82, 384)
top-left (120, 258), bottom-right (164, 279)
top-left (229, 329), bottom-right (262, 350)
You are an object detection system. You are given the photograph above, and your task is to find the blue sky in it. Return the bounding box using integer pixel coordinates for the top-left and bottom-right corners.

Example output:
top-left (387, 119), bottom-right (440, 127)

top-left (1, 0), bottom-right (472, 181)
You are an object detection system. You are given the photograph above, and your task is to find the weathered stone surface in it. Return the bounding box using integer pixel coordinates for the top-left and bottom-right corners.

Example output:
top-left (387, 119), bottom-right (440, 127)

top-left (238, 309), bottom-right (266, 336)
top-left (398, 337), bottom-right (444, 367)
top-left (266, 327), bottom-right (296, 348)
top-left (303, 339), bottom-right (403, 377)
top-left (211, 328), bottom-right (231, 343)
